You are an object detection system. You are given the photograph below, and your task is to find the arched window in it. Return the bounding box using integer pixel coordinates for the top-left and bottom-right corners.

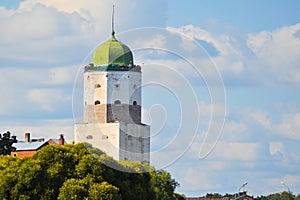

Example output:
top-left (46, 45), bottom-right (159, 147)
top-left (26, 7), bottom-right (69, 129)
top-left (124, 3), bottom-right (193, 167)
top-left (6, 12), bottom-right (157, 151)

top-left (114, 100), bottom-right (121, 104)
top-left (94, 100), bottom-right (100, 105)
top-left (133, 101), bottom-right (137, 106)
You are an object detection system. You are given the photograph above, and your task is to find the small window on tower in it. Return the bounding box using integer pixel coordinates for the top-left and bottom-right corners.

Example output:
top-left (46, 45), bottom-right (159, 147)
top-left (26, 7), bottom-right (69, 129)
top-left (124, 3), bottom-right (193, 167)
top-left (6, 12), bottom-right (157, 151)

top-left (115, 84), bottom-right (119, 88)
top-left (94, 100), bottom-right (100, 105)
top-left (102, 135), bottom-right (108, 139)
top-left (95, 84), bottom-right (101, 88)
top-left (86, 135), bottom-right (93, 140)
top-left (133, 101), bottom-right (137, 106)
top-left (133, 84), bottom-right (137, 89)
top-left (114, 100), bottom-right (121, 104)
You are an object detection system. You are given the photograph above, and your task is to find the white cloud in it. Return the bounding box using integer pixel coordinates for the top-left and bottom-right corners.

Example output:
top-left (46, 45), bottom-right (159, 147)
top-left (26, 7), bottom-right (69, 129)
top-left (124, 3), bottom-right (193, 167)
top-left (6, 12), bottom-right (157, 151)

top-left (0, 0), bottom-right (167, 65)
top-left (248, 109), bottom-right (272, 129)
top-left (169, 23), bottom-right (300, 85)
top-left (198, 101), bottom-right (226, 119)
top-left (0, 3), bottom-right (91, 43)
top-left (182, 167), bottom-right (220, 191)
top-left (44, 65), bottom-right (78, 85)
top-left (247, 23), bottom-right (300, 84)
top-left (202, 141), bottom-right (259, 161)
top-left (26, 88), bottom-right (70, 112)
top-left (269, 142), bottom-right (284, 155)
top-left (168, 25), bottom-right (224, 55)
top-left (277, 113), bottom-right (300, 140)
top-left (0, 118), bottom-right (74, 141)
top-left (19, 0), bottom-right (167, 30)
top-left (222, 121), bottom-right (249, 141)
top-left (0, 66), bottom-right (75, 115)
top-left (134, 34), bottom-right (167, 50)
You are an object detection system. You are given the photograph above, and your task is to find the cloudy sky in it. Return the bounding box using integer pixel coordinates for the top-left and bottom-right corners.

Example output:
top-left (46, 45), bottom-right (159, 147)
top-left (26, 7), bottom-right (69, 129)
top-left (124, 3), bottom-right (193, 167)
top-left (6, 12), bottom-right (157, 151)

top-left (1, 0), bottom-right (300, 197)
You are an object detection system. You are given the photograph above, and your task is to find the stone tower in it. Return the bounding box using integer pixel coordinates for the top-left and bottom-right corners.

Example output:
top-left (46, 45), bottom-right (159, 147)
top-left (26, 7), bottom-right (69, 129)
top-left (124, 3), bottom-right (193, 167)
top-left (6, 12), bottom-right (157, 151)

top-left (74, 28), bottom-right (150, 162)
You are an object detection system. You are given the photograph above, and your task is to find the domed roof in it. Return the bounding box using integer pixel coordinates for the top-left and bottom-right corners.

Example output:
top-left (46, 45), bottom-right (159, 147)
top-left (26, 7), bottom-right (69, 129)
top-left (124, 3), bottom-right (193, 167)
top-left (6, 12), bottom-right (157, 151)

top-left (92, 31), bottom-right (134, 66)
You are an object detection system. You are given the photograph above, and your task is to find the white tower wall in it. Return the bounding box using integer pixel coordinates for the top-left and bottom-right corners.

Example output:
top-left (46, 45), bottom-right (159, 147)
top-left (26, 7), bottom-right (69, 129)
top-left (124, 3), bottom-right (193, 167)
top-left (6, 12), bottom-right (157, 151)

top-left (76, 69), bottom-right (150, 163)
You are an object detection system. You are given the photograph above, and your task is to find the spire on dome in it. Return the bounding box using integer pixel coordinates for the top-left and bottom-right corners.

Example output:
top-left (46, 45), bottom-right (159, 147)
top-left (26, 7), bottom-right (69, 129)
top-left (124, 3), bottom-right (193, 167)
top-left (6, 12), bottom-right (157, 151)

top-left (91, 4), bottom-right (134, 66)
top-left (111, 4), bottom-right (115, 37)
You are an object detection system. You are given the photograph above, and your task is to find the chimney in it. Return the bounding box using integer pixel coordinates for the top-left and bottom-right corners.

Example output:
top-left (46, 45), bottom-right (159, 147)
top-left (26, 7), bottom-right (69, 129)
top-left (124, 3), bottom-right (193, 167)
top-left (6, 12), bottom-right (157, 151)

top-left (59, 134), bottom-right (65, 145)
top-left (25, 133), bottom-right (30, 142)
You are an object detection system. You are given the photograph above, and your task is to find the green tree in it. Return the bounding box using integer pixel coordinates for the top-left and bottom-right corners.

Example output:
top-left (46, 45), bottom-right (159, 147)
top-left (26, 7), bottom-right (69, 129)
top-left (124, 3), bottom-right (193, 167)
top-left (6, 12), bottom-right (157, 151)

top-left (260, 191), bottom-right (296, 200)
top-left (0, 131), bottom-right (16, 155)
top-left (0, 143), bottom-right (184, 200)
top-left (0, 155), bottom-right (17, 170)
top-left (150, 169), bottom-right (180, 200)
top-left (58, 178), bottom-right (89, 200)
top-left (88, 181), bottom-right (121, 200)
top-left (75, 154), bottom-right (104, 180)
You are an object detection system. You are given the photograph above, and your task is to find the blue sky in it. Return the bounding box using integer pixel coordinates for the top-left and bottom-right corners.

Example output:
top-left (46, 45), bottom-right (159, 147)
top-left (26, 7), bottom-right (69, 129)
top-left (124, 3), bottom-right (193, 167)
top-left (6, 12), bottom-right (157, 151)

top-left (0, 0), bottom-right (300, 197)
top-left (167, 0), bottom-right (300, 32)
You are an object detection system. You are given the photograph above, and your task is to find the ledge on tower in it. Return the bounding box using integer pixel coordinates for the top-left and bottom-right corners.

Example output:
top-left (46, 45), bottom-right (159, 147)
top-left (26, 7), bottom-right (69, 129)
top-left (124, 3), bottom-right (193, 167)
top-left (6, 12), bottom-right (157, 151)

top-left (84, 63), bottom-right (141, 72)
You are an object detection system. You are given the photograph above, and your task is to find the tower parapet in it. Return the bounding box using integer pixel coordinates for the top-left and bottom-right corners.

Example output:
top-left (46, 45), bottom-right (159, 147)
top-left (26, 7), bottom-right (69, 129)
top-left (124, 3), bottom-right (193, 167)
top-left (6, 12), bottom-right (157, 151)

top-left (84, 63), bottom-right (141, 72)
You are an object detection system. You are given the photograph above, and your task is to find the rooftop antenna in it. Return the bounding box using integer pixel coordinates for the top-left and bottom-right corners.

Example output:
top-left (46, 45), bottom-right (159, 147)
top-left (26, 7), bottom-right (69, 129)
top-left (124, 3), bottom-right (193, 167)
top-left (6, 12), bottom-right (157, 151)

top-left (112, 4), bottom-right (115, 36)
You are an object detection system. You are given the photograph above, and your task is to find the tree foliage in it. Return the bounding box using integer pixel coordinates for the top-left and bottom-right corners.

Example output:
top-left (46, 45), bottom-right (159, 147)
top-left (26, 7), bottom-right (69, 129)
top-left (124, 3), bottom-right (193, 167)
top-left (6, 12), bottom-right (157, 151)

top-left (202, 192), bottom-right (300, 200)
top-left (256, 191), bottom-right (299, 200)
top-left (0, 131), bottom-right (16, 155)
top-left (0, 143), bottom-right (184, 200)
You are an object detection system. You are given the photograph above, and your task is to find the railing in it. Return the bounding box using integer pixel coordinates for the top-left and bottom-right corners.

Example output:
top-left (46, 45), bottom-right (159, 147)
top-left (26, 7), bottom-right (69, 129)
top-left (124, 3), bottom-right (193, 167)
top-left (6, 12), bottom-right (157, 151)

top-left (84, 63), bottom-right (141, 72)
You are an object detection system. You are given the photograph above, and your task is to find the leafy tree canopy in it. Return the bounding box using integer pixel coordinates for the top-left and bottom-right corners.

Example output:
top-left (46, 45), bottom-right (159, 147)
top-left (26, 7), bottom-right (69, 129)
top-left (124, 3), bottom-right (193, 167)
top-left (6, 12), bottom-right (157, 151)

top-left (0, 131), bottom-right (16, 155)
top-left (0, 143), bottom-right (184, 200)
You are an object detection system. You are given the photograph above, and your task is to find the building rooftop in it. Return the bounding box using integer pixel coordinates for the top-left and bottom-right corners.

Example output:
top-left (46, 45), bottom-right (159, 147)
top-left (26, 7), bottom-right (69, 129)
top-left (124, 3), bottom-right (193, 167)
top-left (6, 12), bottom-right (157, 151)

top-left (12, 141), bottom-right (48, 151)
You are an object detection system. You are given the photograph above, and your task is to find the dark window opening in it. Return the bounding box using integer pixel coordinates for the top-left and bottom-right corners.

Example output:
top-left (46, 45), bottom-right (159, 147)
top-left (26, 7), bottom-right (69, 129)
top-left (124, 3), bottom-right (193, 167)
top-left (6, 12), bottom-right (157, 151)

top-left (95, 84), bottom-right (101, 88)
top-left (114, 100), bottom-right (121, 104)
top-left (133, 101), bottom-right (137, 106)
top-left (95, 100), bottom-right (100, 105)
top-left (86, 135), bottom-right (93, 139)
top-left (102, 135), bottom-right (108, 139)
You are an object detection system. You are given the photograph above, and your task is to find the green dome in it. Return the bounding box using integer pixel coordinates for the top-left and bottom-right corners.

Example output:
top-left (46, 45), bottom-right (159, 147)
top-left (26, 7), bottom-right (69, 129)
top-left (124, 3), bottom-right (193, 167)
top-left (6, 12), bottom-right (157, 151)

top-left (92, 31), bottom-right (134, 66)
